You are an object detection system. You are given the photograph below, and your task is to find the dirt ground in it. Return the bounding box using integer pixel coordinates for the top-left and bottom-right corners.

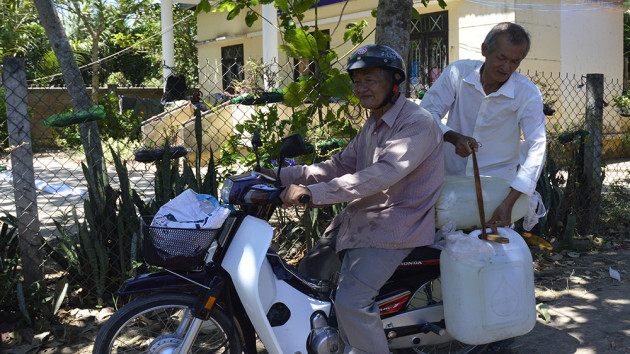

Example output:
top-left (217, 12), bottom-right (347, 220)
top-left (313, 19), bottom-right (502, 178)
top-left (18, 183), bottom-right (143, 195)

top-left (511, 245), bottom-right (630, 354)
top-left (1, 241), bottom-right (629, 354)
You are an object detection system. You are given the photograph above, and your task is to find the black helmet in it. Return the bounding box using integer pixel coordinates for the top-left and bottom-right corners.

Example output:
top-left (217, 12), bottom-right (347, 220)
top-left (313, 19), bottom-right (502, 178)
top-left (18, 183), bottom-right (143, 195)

top-left (346, 44), bottom-right (406, 82)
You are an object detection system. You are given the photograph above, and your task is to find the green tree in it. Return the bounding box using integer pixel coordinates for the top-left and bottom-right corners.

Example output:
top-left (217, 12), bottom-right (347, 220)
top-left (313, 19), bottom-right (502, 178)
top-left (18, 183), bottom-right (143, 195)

top-left (33, 0), bottom-right (106, 211)
top-left (173, 6), bottom-right (199, 87)
top-left (0, 0), bottom-right (52, 80)
top-left (93, 0), bottom-right (198, 87)
top-left (54, 0), bottom-right (155, 102)
top-left (105, 1), bottom-right (163, 86)
top-left (3, 0), bottom-right (197, 88)
top-left (115, 1), bottom-right (198, 86)
top-left (0, 0), bottom-right (41, 57)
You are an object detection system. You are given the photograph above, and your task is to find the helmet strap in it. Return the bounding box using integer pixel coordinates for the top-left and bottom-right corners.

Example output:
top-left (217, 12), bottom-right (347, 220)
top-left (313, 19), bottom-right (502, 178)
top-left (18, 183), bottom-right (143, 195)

top-left (376, 82), bottom-right (400, 109)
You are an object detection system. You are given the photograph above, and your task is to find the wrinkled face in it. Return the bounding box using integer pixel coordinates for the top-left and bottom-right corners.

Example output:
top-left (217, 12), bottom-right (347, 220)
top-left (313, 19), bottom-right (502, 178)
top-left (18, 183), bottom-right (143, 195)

top-left (351, 67), bottom-right (392, 110)
top-left (482, 33), bottom-right (528, 86)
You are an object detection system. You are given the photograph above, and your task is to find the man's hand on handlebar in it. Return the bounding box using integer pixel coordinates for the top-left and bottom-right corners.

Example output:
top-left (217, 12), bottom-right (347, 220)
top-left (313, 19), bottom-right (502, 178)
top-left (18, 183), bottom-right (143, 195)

top-left (279, 184), bottom-right (312, 208)
top-left (444, 131), bottom-right (479, 158)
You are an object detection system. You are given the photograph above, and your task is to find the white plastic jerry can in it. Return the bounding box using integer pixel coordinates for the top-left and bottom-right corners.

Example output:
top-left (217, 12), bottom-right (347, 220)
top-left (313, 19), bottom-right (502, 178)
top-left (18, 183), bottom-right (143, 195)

top-left (440, 228), bottom-right (536, 345)
top-left (435, 176), bottom-right (530, 230)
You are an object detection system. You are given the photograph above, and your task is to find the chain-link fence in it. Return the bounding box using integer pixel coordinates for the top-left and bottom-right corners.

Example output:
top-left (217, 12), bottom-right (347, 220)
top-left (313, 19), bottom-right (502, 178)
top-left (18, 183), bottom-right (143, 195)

top-left (2, 57), bottom-right (630, 310)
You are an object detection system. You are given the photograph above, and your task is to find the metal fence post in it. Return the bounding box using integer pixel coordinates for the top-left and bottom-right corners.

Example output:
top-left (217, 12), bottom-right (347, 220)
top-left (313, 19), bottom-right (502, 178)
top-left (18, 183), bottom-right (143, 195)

top-left (582, 73), bottom-right (604, 235)
top-left (3, 57), bottom-right (43, 285)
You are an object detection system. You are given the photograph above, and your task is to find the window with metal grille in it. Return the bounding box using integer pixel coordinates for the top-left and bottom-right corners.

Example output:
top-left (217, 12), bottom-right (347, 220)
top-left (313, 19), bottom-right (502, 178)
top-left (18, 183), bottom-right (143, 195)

top-left (221, 44), bottom-right (244, 94)
top-left (408, 11), bottom-right (448, 97)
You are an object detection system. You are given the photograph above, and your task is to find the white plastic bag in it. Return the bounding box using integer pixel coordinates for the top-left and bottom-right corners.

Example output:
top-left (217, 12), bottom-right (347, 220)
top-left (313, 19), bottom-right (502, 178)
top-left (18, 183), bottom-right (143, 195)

top-left (433, 221), bottom-right (494, 267)
top-left (152, 189), bottom-right (230, 229)
top-left (523, 190), bottom-right (547, 231)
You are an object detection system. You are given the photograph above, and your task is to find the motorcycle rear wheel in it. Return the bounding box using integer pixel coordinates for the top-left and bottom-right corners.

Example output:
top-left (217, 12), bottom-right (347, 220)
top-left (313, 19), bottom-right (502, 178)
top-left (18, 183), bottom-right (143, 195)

top-left (93, 293), bottom-right (243, 353)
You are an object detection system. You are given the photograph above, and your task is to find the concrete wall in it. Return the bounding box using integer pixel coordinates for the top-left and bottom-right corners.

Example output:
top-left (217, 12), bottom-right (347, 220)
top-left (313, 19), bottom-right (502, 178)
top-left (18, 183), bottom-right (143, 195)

top-left (448, 1), bottom-right (513, 61)
top-left (141, 100), bottom-right (194, 148)
top-left (559, 4), bottom-right (623, 79)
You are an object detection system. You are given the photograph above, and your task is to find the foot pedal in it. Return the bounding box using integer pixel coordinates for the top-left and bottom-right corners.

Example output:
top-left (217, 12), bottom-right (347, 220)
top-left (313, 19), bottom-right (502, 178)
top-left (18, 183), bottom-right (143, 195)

top-left (421, 322), bottom-right (446, 336)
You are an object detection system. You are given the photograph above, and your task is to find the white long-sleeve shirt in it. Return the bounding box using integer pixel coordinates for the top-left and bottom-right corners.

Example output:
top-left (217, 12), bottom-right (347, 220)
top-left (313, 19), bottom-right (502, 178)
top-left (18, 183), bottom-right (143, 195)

top-left (420, 59), bottom-right (546, 196)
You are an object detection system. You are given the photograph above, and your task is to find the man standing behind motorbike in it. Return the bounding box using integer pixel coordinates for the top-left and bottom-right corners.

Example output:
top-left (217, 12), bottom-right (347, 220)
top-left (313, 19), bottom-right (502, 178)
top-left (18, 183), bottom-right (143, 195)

top-left (419, 22), bottom-right (547, 230)
top-left (419, 22), bottom-right (547, 352)
top-left (275, 44), bottom-right (444, 353)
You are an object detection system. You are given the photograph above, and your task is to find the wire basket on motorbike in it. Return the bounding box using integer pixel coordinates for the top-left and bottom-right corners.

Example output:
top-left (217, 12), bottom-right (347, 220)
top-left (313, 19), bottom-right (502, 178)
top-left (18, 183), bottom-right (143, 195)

top-left (140, 215), bottom-right (221, 269)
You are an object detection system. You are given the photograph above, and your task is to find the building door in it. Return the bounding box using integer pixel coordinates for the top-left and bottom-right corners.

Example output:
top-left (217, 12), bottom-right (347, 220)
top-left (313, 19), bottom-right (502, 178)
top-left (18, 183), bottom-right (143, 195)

top-left (408, 11), bottom-right (448, 97)
top-left (221, 44), bottom-right (244, 94)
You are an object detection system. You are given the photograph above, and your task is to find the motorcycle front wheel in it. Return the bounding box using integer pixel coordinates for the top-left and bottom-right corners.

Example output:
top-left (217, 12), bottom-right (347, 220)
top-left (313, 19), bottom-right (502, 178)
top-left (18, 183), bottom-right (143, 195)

top-left (93, 293), bottom-right (243, 353)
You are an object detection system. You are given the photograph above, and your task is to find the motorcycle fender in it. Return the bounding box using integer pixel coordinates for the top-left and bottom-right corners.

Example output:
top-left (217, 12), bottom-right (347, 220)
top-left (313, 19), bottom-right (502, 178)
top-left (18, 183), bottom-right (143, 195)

top-left (222, 216), bottom-right (280, 350)
top-left (222, 216), bottom-right (331, 354)
top-left (117, 270), bottom-right (208, 295)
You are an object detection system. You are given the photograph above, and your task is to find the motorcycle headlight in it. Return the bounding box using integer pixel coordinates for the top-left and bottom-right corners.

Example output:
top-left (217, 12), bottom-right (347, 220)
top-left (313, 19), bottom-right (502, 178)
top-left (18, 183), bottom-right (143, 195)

top-left (220, 178), bottom-right (234, 204)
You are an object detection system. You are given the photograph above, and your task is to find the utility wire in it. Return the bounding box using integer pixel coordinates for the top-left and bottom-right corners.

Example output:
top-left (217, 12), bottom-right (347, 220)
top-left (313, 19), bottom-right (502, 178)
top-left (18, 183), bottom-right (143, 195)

top-left (467, 0), bottom-right (623, 6)
top-left (465, 0), bottom-right (626, 12)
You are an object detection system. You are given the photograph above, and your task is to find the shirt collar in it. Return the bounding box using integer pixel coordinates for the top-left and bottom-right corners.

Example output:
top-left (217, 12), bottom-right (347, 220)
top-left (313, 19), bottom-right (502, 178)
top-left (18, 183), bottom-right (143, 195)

top-left (463, 62), bottom-right (516, 99)
top-left (378, 94), bottom-right (407, 128)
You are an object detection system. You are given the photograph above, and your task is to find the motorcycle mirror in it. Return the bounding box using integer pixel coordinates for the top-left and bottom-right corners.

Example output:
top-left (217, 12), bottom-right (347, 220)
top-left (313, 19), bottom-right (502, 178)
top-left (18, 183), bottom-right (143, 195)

top-left (252, 129), bottom-right (262, 149)
top-left (275, 133), bottom-right (306, 187)
top-left (279, 133), bottom-right (307, 158)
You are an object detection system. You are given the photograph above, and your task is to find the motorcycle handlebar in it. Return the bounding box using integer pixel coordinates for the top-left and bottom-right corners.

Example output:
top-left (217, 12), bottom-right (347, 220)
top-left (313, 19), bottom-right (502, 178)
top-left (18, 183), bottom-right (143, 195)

top-left (259, 184), bottom-right (310, 206)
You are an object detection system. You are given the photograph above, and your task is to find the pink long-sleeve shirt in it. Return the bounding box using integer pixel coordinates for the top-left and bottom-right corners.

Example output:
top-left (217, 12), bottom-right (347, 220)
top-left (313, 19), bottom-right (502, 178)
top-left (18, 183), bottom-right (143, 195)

top-left (280, 95), bottom-right (444, 252)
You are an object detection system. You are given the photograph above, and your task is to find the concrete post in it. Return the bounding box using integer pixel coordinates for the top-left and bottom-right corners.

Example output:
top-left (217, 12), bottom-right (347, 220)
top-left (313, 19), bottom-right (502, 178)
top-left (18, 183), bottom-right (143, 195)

top-left (3, 57), bottom-right (44, 285)
top-left (161, 0), bottom-right (175, 82)
top-left (581, 73), bottom-right (604, 234)
top-left (262, 4), bottom-right (279, 89)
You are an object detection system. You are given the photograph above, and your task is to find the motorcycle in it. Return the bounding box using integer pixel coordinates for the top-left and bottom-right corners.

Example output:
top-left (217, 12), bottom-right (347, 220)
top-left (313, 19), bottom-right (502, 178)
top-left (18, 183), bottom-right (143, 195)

top-left (93, 133), bottom-right (497, 354)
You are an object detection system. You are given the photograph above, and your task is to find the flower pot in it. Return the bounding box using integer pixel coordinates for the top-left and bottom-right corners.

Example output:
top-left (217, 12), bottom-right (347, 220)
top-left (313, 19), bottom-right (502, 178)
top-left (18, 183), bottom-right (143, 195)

top-left (231, 89), bottom-right (284, 105)
top-left (43, 105), bottom-right (105, 127)
top-left (134, 146), bottom-right (191, 162)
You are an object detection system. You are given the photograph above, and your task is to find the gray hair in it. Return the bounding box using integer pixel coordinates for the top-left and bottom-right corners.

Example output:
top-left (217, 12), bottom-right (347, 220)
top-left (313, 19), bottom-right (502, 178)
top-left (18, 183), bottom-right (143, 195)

top-left (483, 22), bottom-right (531, 59)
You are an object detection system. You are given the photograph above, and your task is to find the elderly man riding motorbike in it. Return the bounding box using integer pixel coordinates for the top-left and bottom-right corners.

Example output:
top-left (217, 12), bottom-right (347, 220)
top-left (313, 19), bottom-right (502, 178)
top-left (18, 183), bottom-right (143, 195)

top-left (271, 44), bottom-right (445, 353)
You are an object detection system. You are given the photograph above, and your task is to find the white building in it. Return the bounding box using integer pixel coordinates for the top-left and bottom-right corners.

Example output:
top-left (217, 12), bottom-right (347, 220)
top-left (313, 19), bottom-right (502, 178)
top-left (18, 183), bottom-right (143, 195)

top-left (178, 0), bottom-right (626, 94)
